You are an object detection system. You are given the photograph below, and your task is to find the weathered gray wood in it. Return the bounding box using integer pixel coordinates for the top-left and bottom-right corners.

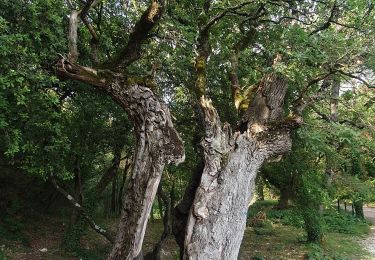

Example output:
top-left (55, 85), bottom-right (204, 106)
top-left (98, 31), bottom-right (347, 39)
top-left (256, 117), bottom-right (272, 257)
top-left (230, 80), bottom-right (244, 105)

top-left (184, 72), bottom-right (295, 260)
top-left (106, 83), bottom-right (184, 260)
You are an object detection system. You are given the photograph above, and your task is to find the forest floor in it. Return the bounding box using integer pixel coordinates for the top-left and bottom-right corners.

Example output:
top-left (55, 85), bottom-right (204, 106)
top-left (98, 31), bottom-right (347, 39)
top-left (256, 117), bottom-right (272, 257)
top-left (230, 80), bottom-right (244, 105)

top-left (0, 205), bottom-right (374, 259)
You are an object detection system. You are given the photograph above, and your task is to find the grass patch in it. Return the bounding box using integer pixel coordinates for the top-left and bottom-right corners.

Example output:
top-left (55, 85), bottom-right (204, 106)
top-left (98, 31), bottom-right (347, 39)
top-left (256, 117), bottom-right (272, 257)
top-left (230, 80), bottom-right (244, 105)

top-left (306, 233), bottom-right (371, 260)
top-left (246, 200), bottom-right (372, 260)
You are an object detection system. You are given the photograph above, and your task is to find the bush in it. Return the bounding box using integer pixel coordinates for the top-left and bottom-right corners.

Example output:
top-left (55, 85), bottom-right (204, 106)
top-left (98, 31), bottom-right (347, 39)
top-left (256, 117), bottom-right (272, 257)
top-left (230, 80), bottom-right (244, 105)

top-left (323, 210), bottom-right (370, 235)
top-left (267, 208), bottom-right (305, 228)
top-left (254, 220), bottom-right (275, 236)
top-left (0, 248), bottom-right (6, 260)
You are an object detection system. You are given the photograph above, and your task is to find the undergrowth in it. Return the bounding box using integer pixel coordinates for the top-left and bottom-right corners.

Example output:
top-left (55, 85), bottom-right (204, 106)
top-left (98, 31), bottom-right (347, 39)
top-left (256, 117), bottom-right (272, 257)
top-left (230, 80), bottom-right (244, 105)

top-left (247, 200), bottom-right (371, 259)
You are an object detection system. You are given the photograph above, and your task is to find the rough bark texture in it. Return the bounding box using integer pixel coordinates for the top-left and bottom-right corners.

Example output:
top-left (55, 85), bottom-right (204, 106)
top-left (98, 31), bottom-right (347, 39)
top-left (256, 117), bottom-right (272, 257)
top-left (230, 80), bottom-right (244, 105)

top-left (104, 82), bottom-right (185, 260)
top-left (56, 1), bottom-right (180, 259)
top-left (55, 61), bottom-right (184, 260)
top-left (184, 73), bottom-right (294, 259)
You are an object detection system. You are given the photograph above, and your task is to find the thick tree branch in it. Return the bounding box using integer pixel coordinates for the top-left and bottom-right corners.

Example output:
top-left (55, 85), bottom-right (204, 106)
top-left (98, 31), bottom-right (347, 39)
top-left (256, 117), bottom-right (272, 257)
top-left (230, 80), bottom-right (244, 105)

top-left (54, 55), bottom-right (109, 87)
top-left (104, 0), bottom-right (165, 68)
top-left (312, 106), bottom-right (365, 129)
top-left (67, 0), bottom-right (103, 63)
top-left (49, 173), bottom-right (114, 243)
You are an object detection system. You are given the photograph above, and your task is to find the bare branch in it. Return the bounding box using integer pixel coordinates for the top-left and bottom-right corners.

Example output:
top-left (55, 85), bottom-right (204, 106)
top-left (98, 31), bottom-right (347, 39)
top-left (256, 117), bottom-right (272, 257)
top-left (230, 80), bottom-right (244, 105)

top-left (49, 173), bottom-right (114, 243)
top-left (260, 16), bottom-right (312, 26)
top-left (202, 1), bottom-right (254, 32)
top-left (312, 106), bottom-right (365, 129)
top-left (67, 0), bottom-right (103, 63)
top-left (336, 69), bottom-right (372, 87)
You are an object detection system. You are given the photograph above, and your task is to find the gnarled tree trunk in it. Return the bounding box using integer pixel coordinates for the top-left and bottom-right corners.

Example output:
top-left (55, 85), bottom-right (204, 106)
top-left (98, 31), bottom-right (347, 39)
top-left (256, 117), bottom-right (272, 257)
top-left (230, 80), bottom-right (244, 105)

top-left (184, 72), bottom-right (298, 259)
top-left (54, 1), bottom-right (183, 257)
top-left (54, 60), bottom-right (184, 260)
top-left (103, 83), bottom-right (185, 260)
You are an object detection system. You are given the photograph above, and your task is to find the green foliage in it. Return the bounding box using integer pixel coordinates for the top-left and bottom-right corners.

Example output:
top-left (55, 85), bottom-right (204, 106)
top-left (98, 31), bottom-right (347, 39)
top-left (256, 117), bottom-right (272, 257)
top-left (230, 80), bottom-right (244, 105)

top-left (0, 248), bottom-right (6, 260)
top-left (0, 199), bottom-right (29, 245)
top-left (323, 210), bottom-right (370, 235)
top-left (253, 220), bottom-right (275, 236)
top-left (62, 217), bottom-right (86, 253)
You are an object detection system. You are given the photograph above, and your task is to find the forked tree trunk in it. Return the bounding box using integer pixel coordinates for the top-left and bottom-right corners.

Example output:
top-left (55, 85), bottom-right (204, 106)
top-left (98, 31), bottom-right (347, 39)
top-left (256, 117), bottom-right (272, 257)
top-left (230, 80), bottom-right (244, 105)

top-left (184, 73), bottom-right (297, 259)
top-left (55, 1), bottom-right (180, 258)
top-left (55, 59), bottom-right (184, 259)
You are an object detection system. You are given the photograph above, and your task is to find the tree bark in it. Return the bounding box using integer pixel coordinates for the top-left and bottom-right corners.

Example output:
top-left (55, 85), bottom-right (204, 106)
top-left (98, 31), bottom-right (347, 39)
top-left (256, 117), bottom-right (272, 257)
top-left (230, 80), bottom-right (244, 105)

top-left (104, 82), bottom-right (184, 260)
top-left (184, 73), bottom-right (297, 259)
top-left (55, 1), bottom-right (182, 258)
top-left (55, 61), bottom-right (184, 260)
top-left (172, 161), bottom-right (204, 259)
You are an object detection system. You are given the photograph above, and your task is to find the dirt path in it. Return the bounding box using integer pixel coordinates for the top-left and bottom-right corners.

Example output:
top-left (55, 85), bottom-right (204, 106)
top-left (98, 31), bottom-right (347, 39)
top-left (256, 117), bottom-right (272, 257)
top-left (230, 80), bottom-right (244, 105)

top-left (363, 207), bottom-right (375, 258)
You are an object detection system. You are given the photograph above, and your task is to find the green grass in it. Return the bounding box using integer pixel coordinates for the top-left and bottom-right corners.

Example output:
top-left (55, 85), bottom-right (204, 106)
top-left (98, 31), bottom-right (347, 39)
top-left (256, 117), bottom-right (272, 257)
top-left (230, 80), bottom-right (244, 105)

top-left (245, 200), bottom-right (372, 260)
top-left (0, 201), bottom-right (372, 260)
top-left (306, 233), bottom-right (371, 260)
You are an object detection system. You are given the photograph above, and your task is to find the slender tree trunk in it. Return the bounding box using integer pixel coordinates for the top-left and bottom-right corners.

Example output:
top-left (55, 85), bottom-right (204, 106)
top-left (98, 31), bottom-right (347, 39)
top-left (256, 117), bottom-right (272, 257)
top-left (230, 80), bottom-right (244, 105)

top-left (96, 144), bottom-right (123, 196)
top-left (118, 158), bottom-right (131, 212)
top-left (326, 78), bottom-right (340, 186)
top-left (150, 204), bottom-right (155, 223)
top-left (150, 186), bottom-right (172, 260)
top-left (276, 188), bottom-right (289, 209)
top-left (354, 200), bottom-right (364, 219)
top-left (70, 156), bottom-right (83, 226)
top-left (111, 175), bottom-right (118, 215)
top-left (257, 176), bottom-right (265, 201)
top-left (158, 194), bottom-right (164, 220)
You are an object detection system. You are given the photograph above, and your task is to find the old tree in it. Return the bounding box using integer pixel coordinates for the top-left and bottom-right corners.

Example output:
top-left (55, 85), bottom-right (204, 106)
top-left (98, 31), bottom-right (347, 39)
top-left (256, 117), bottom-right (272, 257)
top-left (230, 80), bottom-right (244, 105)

top-left (50, 0), bottom-right (375, 259)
